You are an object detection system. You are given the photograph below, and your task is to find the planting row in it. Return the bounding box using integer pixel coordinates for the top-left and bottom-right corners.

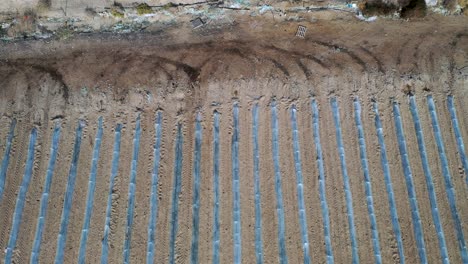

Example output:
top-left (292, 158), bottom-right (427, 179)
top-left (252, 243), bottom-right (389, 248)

top-left (0, 95), bottom-right (466, 263)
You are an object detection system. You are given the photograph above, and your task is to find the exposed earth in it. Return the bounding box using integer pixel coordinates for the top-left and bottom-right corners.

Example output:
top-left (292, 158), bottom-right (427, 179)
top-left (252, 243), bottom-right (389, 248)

top-left (0, 3), bottom-right (467, 263)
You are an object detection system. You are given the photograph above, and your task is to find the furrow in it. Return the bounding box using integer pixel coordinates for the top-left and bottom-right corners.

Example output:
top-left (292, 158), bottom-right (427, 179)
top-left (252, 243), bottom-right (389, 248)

top-left (427, 96), bottom-right (468, 262)
top-left (122, 115), bottom-right (142, 264)
top-left (373, 102), bottom-right (405, 264)
top-left (252, 104), bottom-right (263, 264)
top-left (30, 123), bottom-right (61, 263)
top-left (4, 128), bottom-right (37, 263)
top-left (54, 120), bottom-right (85, 264)
top-left (392, 102), bottom-right (427, 264)
top-left (211, 111), bottom-right (220, 264)
top-left (271, 100), bottom-right (288, 264)
top-left (100, 123), bottom-right (122, 264)
top-left (330, 98), bottom-right (359, 264)
top-left (353, 99), bottom-right (382, 264)
top-left (290, 105), bottom-right (311, 264)
top-left (0, 119), bottom-right (16, 201)
top-left (169, 123), bottom-right (184, 264)
top-left (311, 99), bottom-right (334, 264)
top-left (232, 103), bottom-right (242, 264)
top-left (0, 120), bottom-right (26, 252)
top-left (190, 113), bottom-right (203, 264)
top-left (409, 96), bottom-right (449, 263)
top-left (447, 96), bottom-right (468, 186)
top-left (147, 112), bottom-right (163, 264)
top-left (78, 117), bottom-right (104, 264)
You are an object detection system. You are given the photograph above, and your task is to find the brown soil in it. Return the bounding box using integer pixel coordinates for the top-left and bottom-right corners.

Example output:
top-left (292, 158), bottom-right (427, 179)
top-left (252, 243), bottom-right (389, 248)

top-left (0, 13), bottom-right (467, 263)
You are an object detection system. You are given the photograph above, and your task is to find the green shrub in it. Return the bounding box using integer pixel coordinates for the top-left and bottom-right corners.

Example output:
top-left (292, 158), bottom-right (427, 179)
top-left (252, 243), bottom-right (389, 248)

top-left (136, 3), bottom-right (153, 15)
top-left (111, 8), bottom-right (125, 18)
top-left (56, 26), bottom-right (73, 40)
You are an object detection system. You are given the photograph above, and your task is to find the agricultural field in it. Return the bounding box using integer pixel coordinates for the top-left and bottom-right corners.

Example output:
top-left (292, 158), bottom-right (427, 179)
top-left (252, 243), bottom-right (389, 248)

top-left (0, 15), bottom-right (467, 264)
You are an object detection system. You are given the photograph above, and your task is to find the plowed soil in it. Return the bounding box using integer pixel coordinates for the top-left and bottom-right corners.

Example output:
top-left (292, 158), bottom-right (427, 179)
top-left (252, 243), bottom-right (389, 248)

top-left (0, 13), bottom-right (467, 263)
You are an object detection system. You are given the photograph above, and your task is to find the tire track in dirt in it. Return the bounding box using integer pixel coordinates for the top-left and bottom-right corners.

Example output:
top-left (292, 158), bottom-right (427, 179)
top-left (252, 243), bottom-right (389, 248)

top-left (427, 96), bottom-right (468, 262)
top-left (420, 94), bottom-right (465, 263)
top-left (449, 32), bottom-right (468, 87)
top-left (0, 116), bottom-right (10, 152)
top-left (0, 119), bottom-right (28, 255)
top-left (277, 101), bottom-right (303, 264)
top-left (414, 38), bottom-right (438, 77)
top-left (106, 115), bottom-right (132, 263)
top-left (37, 119), bottom-right (75, 263)
top-left (330, 98), bottom-right (359, 263)
top-left (54, 120), bottom-right (85, 264)
top-left (14, 122), bottom-right (48, 264)
top-left (210, 111), bottom-right (221, 264)
top-left (353, 98), bottom-right (382, 264)
top-left (392, 102), bottom-right (428, 263)
top-left (373, 101), bottom-right (405, 264)
top-left (397, 34), bottom-right (427, 73)
top-left (196, 109), bottom-right (213, 264)
top-left (311, 99), bottom-right (334, 264)
top-left (252, 103), bottom-right (264, 263)
top-left (197, 48), bottom-right (257, 79)
top-left (262, 45), bottom-right (331, 74)
top-left (168, 123), bottom-right (184, 264)
top-left (198, 44), bottom-right (311, 80)
top-left (270, 101), bottom-right (289, 264)
top-left (122, 114), bottom-right (142, 263)
top-left (4, 128), bottom-right (37, 263)
top-left (100, 123), bottom-right (122, 263)
top-left (413, 35), bottom-right (430, 73)
top-left (238, 102), bottom-right (256, 264)
top-left (61, 117), bottom-right (95, 264)
top-left (216, 104), bottom-right (234, 264)
top-left (147, 112), bottom-right (163, 264)
top-left (312, 41), bottom-right (367, 72)
top-left (408, 96), bottom-right (449, 263)
top-left (31, 122), bottom-right (61, 264)
top-left (435, 94), bottom-right (468, 207)
top-left (400, 96), bottom-right (444, 263)
top-left (290, 104), bottom-right (311, 264)
top-left (447, 96), bottom-right (468, 186)
top-left (174, 114), bottom-right (195, 264)
top-left (0, 119), bottom-right (16, 200)
top-left (84, 116), bottom-right (113, 264)
top-left (396, 38), bottom-right (411, 70)
top-left (231, 103), bottom-right (242, 264)
top-left (296, 99), bottom-right (324, 263)
top-left (358, 46), bottom-right (384, 73)
top-left (257, 99), bottom-right (279, 264)
top-left (380, 100), bottom-right (419, 263)
top-left (297, 41), bottom-right (346, 71)
top-left (361, 97), bottom-right (397, 263)
top-left (449, 93), bottom-right (468, 186)
top-left (78, 117), bottom-right (103, 264)
top-left (256, 47), bottom-right (306, 79)
top-left (152, 109), bottom-right (176, 264)
top-left (154, 56), bottom-right (199, 82)
top-left (122, 56), bottom-right (173, 87)
top-left (318, 95), bottom-right (349, 263)
top-left (295, 59), bottom-right (312, 79)
top-left (190, 113), bottom-right (202, 264)
top-left (128, 112), bottom-right (155, 263)
top-left (266, 58), bottom-right (290, 77)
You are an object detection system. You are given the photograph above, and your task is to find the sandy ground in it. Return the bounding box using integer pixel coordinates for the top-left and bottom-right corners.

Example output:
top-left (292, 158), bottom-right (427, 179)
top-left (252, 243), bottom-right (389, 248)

top-left (0, 13), bottom-right (467, 263)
